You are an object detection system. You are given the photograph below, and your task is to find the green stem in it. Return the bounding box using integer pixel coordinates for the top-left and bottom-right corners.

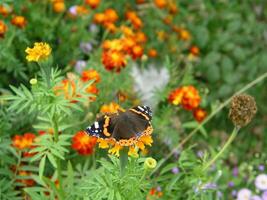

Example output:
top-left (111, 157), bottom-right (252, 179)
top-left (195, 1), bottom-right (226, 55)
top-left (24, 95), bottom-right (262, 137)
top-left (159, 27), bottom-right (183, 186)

top-left (119, 148), bottom-right (128, 176)
top-left (52, 115), bottom-right (64, 199)
top-left (139, 169), bottom-right (148, 183)
top-left (203, 127), bottom-right (239, 171)
top-left (150, 71), bottom-right (267, 176)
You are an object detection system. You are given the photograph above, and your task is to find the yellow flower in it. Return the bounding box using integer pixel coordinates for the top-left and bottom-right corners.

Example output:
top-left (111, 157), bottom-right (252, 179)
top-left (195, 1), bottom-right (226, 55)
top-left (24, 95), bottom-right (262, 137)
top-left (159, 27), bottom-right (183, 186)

top-left (25, 42), bottom-right (52, 62)
top-left (128, 146), bottom-right (139, 158)
top-left (108, 143), bottom-right (122, 157)
top-left (97, 138), bottom-right (109, 149)
top-left (144, 157), bottom-right (157, 169)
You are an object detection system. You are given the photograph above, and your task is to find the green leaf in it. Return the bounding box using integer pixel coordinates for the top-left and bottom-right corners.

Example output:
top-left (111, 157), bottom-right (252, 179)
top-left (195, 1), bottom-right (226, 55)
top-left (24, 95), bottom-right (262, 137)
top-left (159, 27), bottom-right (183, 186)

top-left (47, 153), bottom-right (57, 168)
top-left (39, 155), bottom-right (46, 178)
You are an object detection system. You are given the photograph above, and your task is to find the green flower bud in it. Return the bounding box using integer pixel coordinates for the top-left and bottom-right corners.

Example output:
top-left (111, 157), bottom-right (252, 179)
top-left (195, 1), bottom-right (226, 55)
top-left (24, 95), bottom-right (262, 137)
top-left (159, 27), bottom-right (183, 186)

top-left (144, 157), bottom-right (157, 169)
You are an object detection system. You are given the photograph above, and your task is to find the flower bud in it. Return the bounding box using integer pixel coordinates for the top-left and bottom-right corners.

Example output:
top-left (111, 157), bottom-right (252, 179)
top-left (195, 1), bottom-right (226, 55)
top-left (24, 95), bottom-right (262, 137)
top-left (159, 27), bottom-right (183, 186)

top-left (144, 157), bottom-right (157, 169)
top-left (29, 78), bottom-right (37, 85)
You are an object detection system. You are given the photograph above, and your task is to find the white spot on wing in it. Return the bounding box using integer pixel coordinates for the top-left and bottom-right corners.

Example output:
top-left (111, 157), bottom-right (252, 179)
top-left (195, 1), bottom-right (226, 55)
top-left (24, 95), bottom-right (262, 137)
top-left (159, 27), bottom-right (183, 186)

top-left (94, 122), bottom-right (99, 129)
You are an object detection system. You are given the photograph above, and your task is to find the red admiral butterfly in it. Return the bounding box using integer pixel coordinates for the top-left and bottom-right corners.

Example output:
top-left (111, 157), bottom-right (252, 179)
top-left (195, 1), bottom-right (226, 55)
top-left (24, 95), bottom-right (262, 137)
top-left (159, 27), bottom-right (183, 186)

top-left (85, 105), bottom-right (153, 146)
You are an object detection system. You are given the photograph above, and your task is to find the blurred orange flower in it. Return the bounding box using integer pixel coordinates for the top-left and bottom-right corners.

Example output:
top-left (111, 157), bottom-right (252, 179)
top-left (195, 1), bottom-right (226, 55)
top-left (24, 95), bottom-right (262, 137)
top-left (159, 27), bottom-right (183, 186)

top-left (193, 108), bottom-right (207, 123)
top-left (179, 28), bottom-right (191, 41)
top-left (0, 5), bottom-right (11, 17)
top-left (12, 133), bottom-right (36, 150)
top-left (71, 131), bottom-right (97, 155)
top-left (0, 20), bottom-right (8, 38)
top-left (154, 0), bottom-right (167, 9)
top-left (81, 69), bottom-right (101, 83)
top-left (168, 86), bottom-right (201, 110)
top-left (190, 45), bottom-right (200, 56)
top-left (53, 1), bottom-right (65, 13)
top-left (148, 48), bottom-right (158, 58)
top-left (17, 170), bottom-right (35, 186)
top-left (131, 44), bottom-right (143, 59)
top-left (11, 15), bottom-right (27, 28)
top-left (85, 0), bottom-right (101, 9)
top-left (100, 102), bottom-right (122, 113)
top-left (102, 50), bottom-right (127, 72)
top-left (125, 11), bottom-right (143, 29)
top-left (104, 9), bottom-right (118, 23)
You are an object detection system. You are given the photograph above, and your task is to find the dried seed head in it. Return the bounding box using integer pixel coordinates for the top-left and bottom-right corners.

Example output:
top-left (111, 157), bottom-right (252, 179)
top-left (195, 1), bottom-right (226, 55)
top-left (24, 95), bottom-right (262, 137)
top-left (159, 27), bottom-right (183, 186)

top-left (229, 94), bottom-right (257, 128)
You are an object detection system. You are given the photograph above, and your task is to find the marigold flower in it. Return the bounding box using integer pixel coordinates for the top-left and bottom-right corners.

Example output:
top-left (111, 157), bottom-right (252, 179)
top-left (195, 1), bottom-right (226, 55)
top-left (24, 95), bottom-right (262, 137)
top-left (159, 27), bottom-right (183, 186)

top-left (190, 46), bottom-right (200, 56)
top-left (103, 22), bottom-right (117, 33)
top-left (71, 131), bottom-right (97, 155)
top-left (154, 0), bottom-right (167, 9)
top-left (131, 45), bottom-right (143, 59)
top-left (162, 15), bottom-right (173, 25)
top-left (100, 102), bottom-right (122, 113)
top-left (0, 20), bottom-right (8, 38)
top-left (125, 11), bottom-right (143, 29)
top-left (54, 79), bottom-right (77, 101)
top-left (12, 133), bottom-right (36, 150)
top-left (136, 0), bottom-right (145, 4)
top-left (81, 69), bottom-right (100, 83)
top-left (181, 86), bottom-right (201, 110)
top-left (93, 13), bottom-right (106, 24)
top-left (104, 9), bottom-right (118, 23)
top-left (85, 0), bottom-right (101, 9)
top-left (179, 29), bottom-right (191, 41)
top-left (120, 25), bottom-right (134, 37)
top-left (102, 39), bottom-right (124, 51)
top-left (168, 86), bottom-right (201, 110)
top-left (144, 157), bottom-right (157, 169)
top-left (148, 48), bottom-right (158, 58)
top-left (147, 187), bottom-right (163, 200)
top-left (0, 5), bottom-right (11, 17)
top-left (193, 108), bottom-right (207, 123)
top-left (53, 1), bottom-right (65, 13)
top-left (11, 15), bottom-right (27, 28)
top-left (30, 78), bottom-right (38, 85)
top-left (25, 42), bottom-right (52, 62)
top-left (102, 50), bottom-right (127, 72)
top-left (168, 3), bottom-right (178, 14)
top-left (135, 31), bottom-right (147, 43)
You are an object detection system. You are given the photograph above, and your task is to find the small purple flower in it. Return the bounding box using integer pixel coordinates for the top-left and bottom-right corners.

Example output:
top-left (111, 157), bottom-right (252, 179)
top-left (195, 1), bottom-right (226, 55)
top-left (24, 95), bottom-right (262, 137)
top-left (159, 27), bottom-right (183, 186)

top-left (197, 150), bottom-right (204, 158)
top-left (251, 195), bottom-right (262, 200)
top-left (80, 42), bottom-right (93, 54)
top-left (171, 167), bottom-right (179, 174)
top-left (232, 190), bottom-right (237, 197)
top-left (156, 186), bottom-right (161, 192)
top-left (228, 181), bottom-right (234, 187)
top-left (89, 24), bottom-right (98, 33)
top-left (233, 166), bottom-right (239, 177)
top-left (202, 182), bottom-right (217, 190)
top-left (262, 191), bottom-right (267, 200)
top-left (69, 6), bottom-right (77, 15)
top-left (75, 60), bottom-right (87, 74)
top-left (237, 188), bottom-right (252, 200)
top-left (258, 165), bottom-right (265, 172)
top-left (255, 174), bottom-right (267, 191)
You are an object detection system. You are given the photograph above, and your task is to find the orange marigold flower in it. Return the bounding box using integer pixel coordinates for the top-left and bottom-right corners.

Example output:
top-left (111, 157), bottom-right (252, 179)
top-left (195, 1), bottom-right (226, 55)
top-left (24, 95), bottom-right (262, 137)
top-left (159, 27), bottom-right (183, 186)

top-left (93, 13), bottom-right (106, 24)
top-left (81, 69), bottom-right (101, 83)
top-left (85, 84), bottom-right (99, 95)
top-left (17, 170), bottom-right (35, 186)
top-left (179, 29), bottom-right (191, 41)
top-left (181, 86), bottom-right (201, 110)
top-left (135, 31), bottom-right (147, 43)
top-left (125, 11), bottom-right (142, 29)
top-left (0, 5), bottom-right (11, 17)
top-left (71, 131), bottom-right (97, 155)
top-left (148, 48), bottom-right (158, 58)
top-left (102, 39), bottom-right (124, 51)
top-left (120, 25), bottom-right (134, 37)
top-left (168, 3), bottom-right (178, 14)
top-left (104, 8), bottom-right (118, 23)
top-left (168, 86), bottom-right (201, 110)
top-left (54, 79), bottom-right (77, 101)
top-left (154, 0), bottom-right (167, 9)
top-left (103, 22), bottom-right (117, 33)
top-left (12, 133), bottom-right (36, 150)
top-left (122, 37), bottom-right (136, 53)
top-left (136, 0), bottom-right (146, 4)
top-left (53, 1), bottom-right (65, 13)
top-left (193, 108), bottom-right (207, 123)
top-left (102, 50), bottom-right (127, 72)
top-left (85, 0), bottom-right (101, 9)
top-left (147, 187), bottom-right (163, 200)
top-left (131, 44), bottom-right (143, 59)
top-left (162, 15), bottom-right (173, 25)
top-left (100, 102), bottom-right (122, 113)
top-left (11, 15), bottom-right (27, 28)
top-left (0, 20), bottom-right (8, 38)
top-left (190, 45), bottom-right (200, 56)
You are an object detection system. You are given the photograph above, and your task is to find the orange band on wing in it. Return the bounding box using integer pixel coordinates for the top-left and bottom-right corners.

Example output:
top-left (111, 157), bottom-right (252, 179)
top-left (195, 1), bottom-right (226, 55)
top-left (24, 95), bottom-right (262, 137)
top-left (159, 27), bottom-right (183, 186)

top-left (129, 109), bottom-right (149, 120)
top-left (103, 116), bottom-right (111, 137)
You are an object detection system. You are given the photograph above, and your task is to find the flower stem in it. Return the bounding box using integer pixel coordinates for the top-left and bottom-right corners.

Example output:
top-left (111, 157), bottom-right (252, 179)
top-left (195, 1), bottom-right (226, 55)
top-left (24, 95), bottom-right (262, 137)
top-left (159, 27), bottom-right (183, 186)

top-left (52, 115), bottom-right (64, 199)
top-left (202, 127), bottom-right (239, 171)
top-left (119, 148), bottom-right (128, 176)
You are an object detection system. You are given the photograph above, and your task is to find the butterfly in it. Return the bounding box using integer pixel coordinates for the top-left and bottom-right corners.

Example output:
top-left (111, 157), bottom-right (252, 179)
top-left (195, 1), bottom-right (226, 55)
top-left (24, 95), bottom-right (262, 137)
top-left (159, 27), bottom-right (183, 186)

top-left (85, 105), bottom-right (153, 146)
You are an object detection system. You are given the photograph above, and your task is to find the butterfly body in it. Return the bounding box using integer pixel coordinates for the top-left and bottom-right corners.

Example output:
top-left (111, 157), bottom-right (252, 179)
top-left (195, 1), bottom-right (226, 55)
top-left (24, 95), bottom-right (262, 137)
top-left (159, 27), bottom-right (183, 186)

top-left (85, 105), bottom-right (153, 146)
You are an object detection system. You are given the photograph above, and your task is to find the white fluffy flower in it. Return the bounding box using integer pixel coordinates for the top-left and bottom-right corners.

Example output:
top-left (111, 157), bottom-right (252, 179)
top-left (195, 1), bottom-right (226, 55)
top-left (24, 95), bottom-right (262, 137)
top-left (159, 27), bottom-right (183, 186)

top-left (237, 188), bottom-right (252, 200)
top-left (131, 64), bottom-right (170, 108)
top-left (255, 174), bottom-right (267, 191)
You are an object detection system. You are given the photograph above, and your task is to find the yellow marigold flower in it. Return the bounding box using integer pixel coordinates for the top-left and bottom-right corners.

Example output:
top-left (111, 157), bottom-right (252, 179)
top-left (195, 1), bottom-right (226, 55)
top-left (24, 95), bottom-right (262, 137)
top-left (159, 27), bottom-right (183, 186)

top-left (100, 102), bottom-right (123, 114)
top-left (25, 42), bottom-right (52, 62)
top-left (144, 157), bottom-right (157, 169)
top-left (128, 146), bottom-right (139, 158)
top-left (97, 138), bottom-right (109, 149)
top-left (108, 143), bottom-right (122, 157)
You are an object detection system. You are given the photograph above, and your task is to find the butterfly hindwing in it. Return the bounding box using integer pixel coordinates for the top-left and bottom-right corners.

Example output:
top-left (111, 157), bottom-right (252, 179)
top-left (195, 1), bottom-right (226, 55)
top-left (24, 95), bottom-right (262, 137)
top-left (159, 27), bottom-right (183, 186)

top-left (85, 105), bottom-right (152, 142)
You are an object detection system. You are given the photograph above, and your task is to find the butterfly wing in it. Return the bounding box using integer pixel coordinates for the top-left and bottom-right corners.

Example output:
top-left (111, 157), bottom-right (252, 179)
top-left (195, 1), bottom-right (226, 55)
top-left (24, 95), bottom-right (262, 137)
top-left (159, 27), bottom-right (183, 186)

top-left (129, 105), bottom-right (152, 121)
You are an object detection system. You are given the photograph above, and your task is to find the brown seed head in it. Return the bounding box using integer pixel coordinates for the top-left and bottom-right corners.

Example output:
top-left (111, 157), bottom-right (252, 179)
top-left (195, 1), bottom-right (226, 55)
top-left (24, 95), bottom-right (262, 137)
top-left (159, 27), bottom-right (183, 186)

top-left (229, 94), bottom-right (257, 128)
